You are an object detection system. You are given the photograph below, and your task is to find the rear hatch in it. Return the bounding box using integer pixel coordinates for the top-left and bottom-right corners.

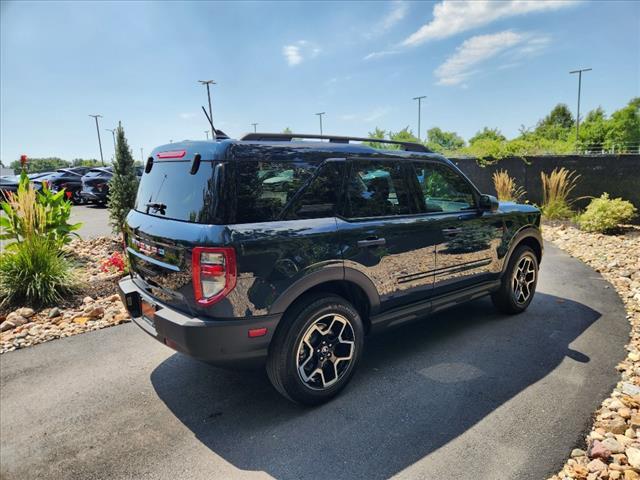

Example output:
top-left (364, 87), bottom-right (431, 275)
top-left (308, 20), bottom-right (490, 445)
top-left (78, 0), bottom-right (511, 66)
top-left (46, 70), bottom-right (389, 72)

top-left (82, 168), bottom-right (112, 194)
top-left (125, 142), bottom-right (231, 316)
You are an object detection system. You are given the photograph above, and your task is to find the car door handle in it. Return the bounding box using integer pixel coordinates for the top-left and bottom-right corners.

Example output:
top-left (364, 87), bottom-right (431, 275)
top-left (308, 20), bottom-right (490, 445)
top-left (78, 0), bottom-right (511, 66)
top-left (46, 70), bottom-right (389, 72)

top-left (357, 237), bottom-right (386, 248)
top-left (442, 228), bottom-right (463, 236)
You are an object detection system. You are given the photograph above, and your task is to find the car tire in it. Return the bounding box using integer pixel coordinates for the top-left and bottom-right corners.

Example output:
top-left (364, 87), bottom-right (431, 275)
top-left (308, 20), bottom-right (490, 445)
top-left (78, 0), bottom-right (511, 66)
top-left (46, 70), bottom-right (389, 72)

top-left (491, 245), bottom-right (539, 314)
top-left (266, 293), bottom-right (364, 406)
top-left (71, 191), bottom-right (84, 205)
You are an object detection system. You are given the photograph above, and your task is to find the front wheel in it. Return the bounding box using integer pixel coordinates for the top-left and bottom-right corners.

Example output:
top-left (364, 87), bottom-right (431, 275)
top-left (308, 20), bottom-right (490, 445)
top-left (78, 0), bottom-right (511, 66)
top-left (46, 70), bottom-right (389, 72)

top-left (266, 294), bottom-right (364, 405)
top-left (491, 245), bottom-right (539, 314)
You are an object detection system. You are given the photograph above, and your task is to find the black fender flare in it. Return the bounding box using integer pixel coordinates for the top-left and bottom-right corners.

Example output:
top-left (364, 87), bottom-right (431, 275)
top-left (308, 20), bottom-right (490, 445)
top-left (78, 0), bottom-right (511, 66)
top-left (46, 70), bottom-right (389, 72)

top-left (268, 265), bottom-right (380, 315)
top-left (501, 226), bottom-right (543, 275)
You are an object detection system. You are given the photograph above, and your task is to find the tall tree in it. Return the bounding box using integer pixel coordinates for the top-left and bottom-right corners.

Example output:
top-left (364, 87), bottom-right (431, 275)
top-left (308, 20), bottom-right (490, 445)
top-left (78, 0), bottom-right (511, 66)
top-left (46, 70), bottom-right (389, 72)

top-left (469, 127), bottom-right (506, 145)
top-left (426, 127), bottom-right (465, 152)
top-left (108, 123), bottom-right (138, 235)
top-left (578, 107), bottom-right (610, 148)
top-left (9, 157), bottom-right (69, 173)
top-left (282, 127), bottom-right (293, 134)
top-left (363, 127), bottom-right (387, 148)
top-left (605, 97), bottom-right (640, 152)
top-left (534, 103), bottom-right (575, 141)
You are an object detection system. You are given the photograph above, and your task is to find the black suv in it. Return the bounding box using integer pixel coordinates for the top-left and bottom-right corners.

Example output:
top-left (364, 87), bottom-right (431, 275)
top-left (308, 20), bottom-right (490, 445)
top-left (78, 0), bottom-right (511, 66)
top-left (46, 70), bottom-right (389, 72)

top-left (119, 133), bottom-right (542, 405)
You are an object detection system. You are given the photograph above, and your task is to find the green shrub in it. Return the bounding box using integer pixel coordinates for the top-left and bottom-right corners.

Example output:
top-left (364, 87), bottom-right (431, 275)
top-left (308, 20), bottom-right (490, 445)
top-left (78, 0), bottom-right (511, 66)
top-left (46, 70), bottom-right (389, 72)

top-left (577, 193), bottom-right (637, 233)
top-left (0, 172), bottom-right (81, 247)
top-left (0, 237), bottom-right (78, 308)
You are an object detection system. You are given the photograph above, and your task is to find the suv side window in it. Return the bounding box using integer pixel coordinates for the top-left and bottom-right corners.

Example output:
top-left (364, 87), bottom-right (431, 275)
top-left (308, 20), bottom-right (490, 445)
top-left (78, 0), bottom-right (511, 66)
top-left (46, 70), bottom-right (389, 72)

top-left (346, 160), bottom-right (413, 218)
top-left (235, 161), bottom-right (317, 223)
top-left (412, 162), bottom-right (476, 213)
top-left (285, 161), bottom-right (345, 220)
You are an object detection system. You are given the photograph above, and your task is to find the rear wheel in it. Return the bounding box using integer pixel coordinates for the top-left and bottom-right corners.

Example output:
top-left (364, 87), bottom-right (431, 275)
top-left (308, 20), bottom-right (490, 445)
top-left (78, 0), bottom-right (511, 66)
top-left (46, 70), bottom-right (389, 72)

top-left (71, 191), bottom-right (84, 205)
top-left (266, 294), bottom-right (364, 405)
top-left (491, 245), bottom-right (539, 314)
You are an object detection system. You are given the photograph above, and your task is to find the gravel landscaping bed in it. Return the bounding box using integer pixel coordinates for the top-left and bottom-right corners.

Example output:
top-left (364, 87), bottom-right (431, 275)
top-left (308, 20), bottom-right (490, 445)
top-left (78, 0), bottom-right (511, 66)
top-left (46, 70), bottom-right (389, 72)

top-left (0, 236), bottom-right (130, 354)
top-left (544, 222), bottom-right (640, 480)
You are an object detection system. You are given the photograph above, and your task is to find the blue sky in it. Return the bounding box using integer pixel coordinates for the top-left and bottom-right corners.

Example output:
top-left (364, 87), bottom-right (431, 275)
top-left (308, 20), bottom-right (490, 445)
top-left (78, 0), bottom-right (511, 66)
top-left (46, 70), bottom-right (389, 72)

top-left (1, 0), bottom-right (638, 163)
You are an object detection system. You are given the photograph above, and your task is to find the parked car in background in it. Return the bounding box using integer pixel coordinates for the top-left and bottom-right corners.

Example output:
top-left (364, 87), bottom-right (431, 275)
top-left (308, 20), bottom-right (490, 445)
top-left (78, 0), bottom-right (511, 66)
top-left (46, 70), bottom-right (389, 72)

top-left (80, 166), bottom-right (143, 206)
top-left (81, 167), bottom-right (112, 205)
top-left (34, 167), bottom-right (92, 204)
top-left (0, 171), bottom-right (52, 199)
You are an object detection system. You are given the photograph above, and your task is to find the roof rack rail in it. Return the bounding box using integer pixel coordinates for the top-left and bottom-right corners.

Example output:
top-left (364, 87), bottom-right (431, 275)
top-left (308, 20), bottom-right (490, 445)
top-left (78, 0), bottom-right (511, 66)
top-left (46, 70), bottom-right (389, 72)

top-left (239, 132), bottom-right (431, 153)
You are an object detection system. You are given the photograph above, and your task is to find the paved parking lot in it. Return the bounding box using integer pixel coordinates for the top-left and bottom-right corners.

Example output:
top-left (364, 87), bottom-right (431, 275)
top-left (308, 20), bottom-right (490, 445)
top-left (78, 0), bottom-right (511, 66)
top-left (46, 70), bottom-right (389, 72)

top-left (0, 245), bottom-right (629, 480)
top-left (70, 204), bottom-right (111, 238)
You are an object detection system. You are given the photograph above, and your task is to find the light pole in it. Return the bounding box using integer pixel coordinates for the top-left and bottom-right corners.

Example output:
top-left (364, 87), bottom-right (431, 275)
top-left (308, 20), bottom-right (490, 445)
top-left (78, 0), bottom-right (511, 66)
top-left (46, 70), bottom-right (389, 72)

top-left (205, 130), bottom-right (209, 140)
top-left (198, 80), bottom-right (216, 136)
top-left (140, 148), bottom-right (144, 163)
top-left (89, 114), bottom-right (105, 166)
top-left (251, 123), bottom-right (258, 133)
top-left (569, 68), bottom-right (592, 139)
top-left (315, 112), bottom-right (325, 136)
top-left (413, 95), bottom-right (426, 141)
top-left (105, 128), bottom-right (116, 150)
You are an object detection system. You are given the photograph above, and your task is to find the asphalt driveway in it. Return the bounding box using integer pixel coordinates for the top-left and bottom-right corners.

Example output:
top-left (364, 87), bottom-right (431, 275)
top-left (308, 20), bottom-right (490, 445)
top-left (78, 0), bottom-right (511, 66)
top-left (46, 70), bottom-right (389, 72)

top-left (69, 204), bottom-right (111, 238)
top-left (0, 245), bottom-right (629, 480)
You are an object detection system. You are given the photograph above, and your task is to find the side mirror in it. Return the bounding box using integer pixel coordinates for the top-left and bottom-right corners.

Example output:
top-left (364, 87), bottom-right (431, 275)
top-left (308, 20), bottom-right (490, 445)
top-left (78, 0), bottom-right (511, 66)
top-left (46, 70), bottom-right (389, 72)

top-left (479, 194), bottom-right (499, 212)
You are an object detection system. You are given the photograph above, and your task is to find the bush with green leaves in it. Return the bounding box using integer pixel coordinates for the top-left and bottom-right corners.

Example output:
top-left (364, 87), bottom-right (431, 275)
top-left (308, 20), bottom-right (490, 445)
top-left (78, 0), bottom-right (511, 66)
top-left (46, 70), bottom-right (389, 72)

top-left (0, 237), bottom-right (78, 308)
top-left (0, 172), bottom-right (81, 247)
top-left (577, 193), bottom-right (637, 233)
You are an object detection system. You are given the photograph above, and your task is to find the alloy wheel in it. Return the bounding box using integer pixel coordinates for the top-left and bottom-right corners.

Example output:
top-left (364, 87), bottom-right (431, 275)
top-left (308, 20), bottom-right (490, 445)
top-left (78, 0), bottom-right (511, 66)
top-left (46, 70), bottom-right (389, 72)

top-left (512, 254), bottom-right (536, 305)
top-left (296, 313), bottom-right (355, 390)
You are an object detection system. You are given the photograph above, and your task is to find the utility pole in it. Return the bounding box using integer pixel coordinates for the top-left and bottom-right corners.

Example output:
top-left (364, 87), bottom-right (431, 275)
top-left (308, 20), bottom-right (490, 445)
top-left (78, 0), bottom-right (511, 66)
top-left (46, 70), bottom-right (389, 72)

top-left (251, 123), bottom-right (258, 133)
top-left (315, 112), bottom-right (325, 136)
top-left (140, 148), bottom-right (144, 163)
top-left (105, 128), bottom-right (116, 151)
top-left (89, 114), bottom-right (105, 166)
top-left (569, 68), bottom-right (592, 139)
top-left (198, 80), bottom-right (216, 136)
top-left (413, 95), bottom-right (426, 141)
top-left (205, 130), bottom-right (209, 140)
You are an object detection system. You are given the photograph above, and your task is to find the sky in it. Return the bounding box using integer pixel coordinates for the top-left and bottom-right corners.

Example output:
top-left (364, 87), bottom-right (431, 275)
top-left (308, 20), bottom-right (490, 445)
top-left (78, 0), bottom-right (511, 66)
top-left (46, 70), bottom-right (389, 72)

top-left (1, 0), bottom-right (639, 163)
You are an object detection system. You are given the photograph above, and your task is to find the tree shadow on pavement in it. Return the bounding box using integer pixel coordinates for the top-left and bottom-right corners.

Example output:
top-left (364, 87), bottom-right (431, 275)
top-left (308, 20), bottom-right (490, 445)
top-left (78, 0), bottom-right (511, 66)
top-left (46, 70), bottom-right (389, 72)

top-left (151, 293), bottom-right (600, 480)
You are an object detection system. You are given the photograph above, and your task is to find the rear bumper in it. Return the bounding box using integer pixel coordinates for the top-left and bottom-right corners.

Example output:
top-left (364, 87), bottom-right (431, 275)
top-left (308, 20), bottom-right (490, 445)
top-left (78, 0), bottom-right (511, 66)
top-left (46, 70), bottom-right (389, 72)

top-left (118, 277), bottom-right (280, 367)
top-left (80, 191), bottom-right (107, 202)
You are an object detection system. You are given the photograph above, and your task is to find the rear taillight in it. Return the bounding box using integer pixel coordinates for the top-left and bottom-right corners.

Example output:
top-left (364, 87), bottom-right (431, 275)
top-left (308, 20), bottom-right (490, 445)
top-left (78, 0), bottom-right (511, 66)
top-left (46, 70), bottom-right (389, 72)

top-left (192, 247), bottom-right (237, 305)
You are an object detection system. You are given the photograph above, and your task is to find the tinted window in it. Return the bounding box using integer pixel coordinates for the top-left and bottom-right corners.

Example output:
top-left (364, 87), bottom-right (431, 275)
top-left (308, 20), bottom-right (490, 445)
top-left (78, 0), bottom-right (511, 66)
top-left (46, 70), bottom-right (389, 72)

top-left (413, 162), bottom-right (476, 213)
top-left (135, 161), bottom-right (220, 223)
top-left (235, 161), bottom-right (318, 223)
top-left (286, 162), bottom-right (344, 220)
top-left (346, 160), bottom-right (413, 218)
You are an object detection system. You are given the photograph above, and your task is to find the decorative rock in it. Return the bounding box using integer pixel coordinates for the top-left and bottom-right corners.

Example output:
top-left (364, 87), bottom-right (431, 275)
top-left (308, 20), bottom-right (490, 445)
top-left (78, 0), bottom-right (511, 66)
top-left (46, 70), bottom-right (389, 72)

top-left (572, 448), bottom-right (587, 458)
top-left (611, 471), bottom-right (622, 480)
top-left (630, 414), bottom-right (640, 428)
top-left (626, 447), bottom-right (640, 469)
top-left (602, 437), bottom-right (625, 454)
top-left (82, 296), bottom-right (94, 304)
top-left (587, 458), bottom-right (607, 473)
top-left (620, 407), bottom-right (633, 419)
top-left (48, 308), bottom-right (61, 318)
top-left (591, 440), bottom-right (612, 459)
top-left (623, 383), bottom-right (640, 396)
top-left (611, 399), bottom-right (627, 410)
top-left (604, 417), bottom-right (629, 435)
top-left (14, 307), bottom-right (34, 318)
top-left (625, 470), bottom-right (640, 480)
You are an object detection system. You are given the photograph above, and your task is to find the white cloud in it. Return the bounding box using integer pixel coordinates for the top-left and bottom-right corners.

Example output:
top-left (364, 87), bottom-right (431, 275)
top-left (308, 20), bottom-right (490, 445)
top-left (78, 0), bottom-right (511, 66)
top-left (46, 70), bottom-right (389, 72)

top-left (178, 112), bottom-right (196, 120)
top-left (403, 0), bottom-right (576, 46)
top-left (282, 40), bottom-right (322, 66)
top-left (364, 49), bottom-right (400, 61)
top-left (434, 30), bottom-right (549, 86)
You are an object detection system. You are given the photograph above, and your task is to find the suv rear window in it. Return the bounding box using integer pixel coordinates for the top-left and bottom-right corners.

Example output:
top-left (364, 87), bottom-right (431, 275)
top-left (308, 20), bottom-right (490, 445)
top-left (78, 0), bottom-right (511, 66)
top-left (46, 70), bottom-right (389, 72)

top-left (135, 161), bottom-right (221, 223)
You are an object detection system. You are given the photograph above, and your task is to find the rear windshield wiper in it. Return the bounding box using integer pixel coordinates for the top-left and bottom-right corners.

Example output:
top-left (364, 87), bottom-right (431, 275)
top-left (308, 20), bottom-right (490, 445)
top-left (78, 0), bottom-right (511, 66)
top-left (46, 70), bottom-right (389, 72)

top-left (145, 202), bottom-right (167, 214)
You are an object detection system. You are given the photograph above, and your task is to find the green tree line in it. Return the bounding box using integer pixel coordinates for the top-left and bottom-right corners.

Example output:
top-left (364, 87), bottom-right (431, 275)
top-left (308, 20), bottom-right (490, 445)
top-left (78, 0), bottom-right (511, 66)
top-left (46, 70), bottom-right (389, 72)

top-left (366, 97), bottom-right (639, 162)
top-left (7, 157), bottom-right (105, 174)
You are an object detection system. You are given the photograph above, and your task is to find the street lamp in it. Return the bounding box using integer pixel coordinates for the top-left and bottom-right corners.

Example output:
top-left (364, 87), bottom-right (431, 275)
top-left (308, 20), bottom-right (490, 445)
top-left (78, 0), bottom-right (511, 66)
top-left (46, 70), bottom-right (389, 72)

top-left (205, 130), bottom-right (209, 140)
top-left (89, 114), bottom-right (105, 166)
top-left (105, 128), bottom-right (116, 150)
top-left (315, 112), bottom-right (325, 136)
top-left (413, 96), bottom-right (426, 141)
top-left (569, 68), bottom-right (592, 138)
top-left (251, 123), bottom-right (258, 133)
